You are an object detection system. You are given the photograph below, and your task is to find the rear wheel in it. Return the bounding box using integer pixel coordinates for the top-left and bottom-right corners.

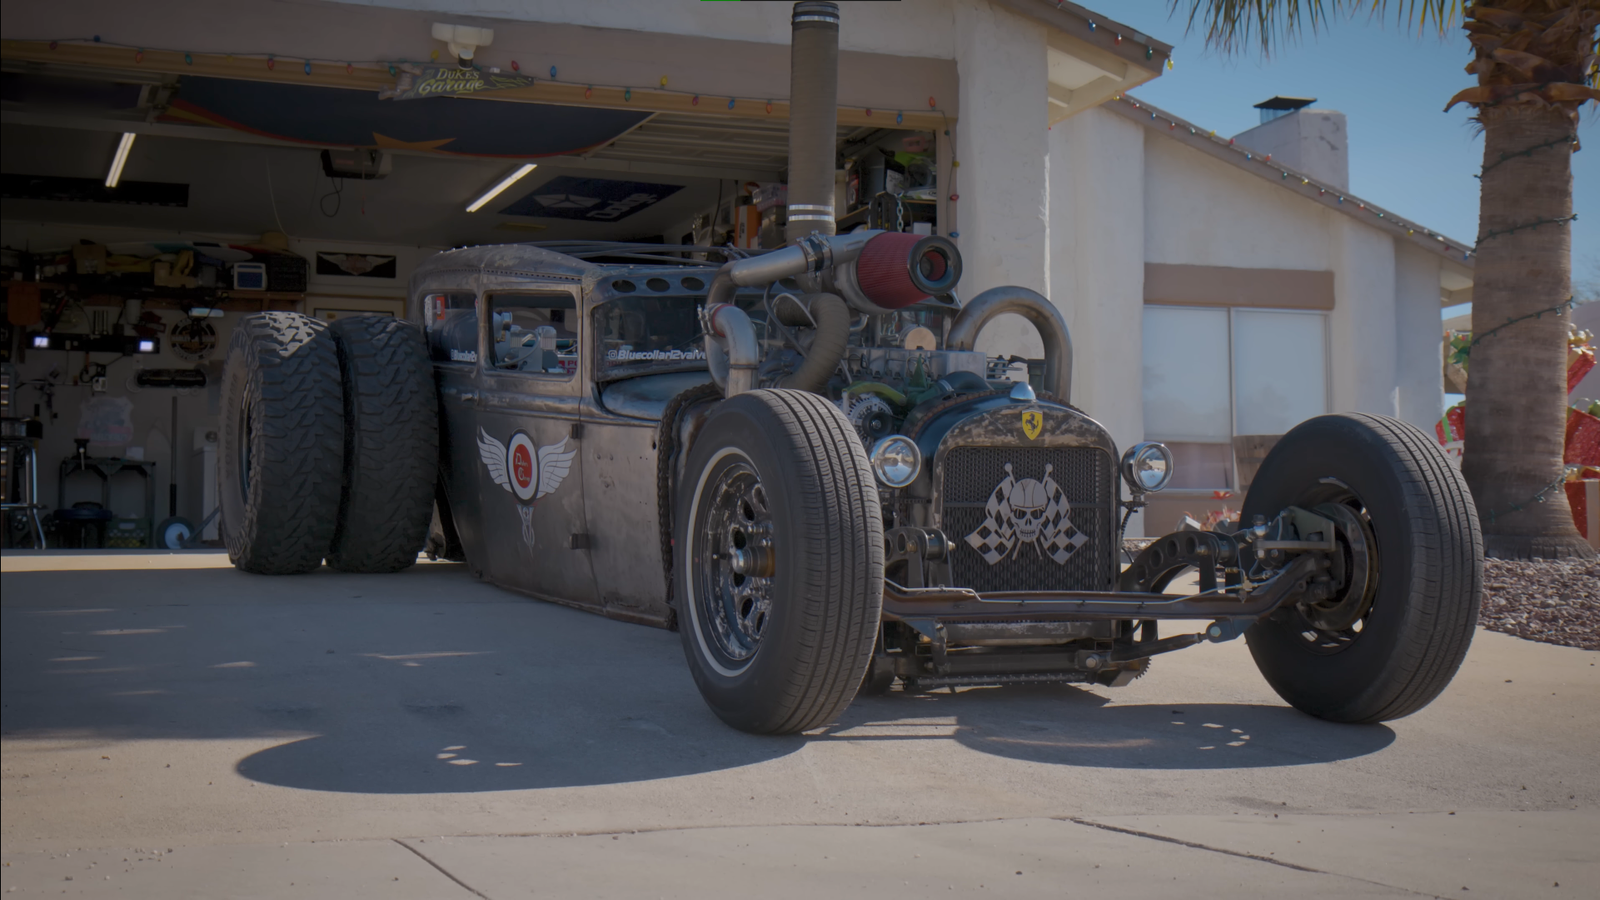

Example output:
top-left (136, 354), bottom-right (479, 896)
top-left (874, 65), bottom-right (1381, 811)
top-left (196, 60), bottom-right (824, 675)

top-left (1242, 413), bottom-right (1483, 723)
top-left (676, 389), bottom-right (883, 734)
top-left (218, 313), bottom-right (344, 574)
top-left (326, 315), bottom-right (438, 573)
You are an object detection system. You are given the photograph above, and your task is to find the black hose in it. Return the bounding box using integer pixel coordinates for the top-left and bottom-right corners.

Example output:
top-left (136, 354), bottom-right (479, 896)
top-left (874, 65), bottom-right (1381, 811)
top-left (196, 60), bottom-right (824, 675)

top-left (776, 293), bottom-right (850, 394)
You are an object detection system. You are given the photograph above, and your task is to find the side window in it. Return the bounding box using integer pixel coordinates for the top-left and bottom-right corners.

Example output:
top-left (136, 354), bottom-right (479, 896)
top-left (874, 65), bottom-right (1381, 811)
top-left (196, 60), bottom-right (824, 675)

top-left (487, 292), bottom-right (579, 377)
top-left (422, 292), bottom-right (479, 364)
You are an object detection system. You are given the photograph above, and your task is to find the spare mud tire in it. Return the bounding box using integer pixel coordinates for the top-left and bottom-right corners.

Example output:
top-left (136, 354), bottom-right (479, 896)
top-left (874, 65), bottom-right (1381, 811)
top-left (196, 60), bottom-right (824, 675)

top-left (675, 389), bottom-right (884, 734)
top-left (326, 315), bottom-right (439, 573)
top-left (219, 312), bottom-right (345, 574)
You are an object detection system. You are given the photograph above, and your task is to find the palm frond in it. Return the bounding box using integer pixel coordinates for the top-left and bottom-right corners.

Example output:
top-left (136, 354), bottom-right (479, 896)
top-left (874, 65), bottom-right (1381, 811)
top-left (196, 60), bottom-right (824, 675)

top-left (1171, 0), bottom-right (1461, 55)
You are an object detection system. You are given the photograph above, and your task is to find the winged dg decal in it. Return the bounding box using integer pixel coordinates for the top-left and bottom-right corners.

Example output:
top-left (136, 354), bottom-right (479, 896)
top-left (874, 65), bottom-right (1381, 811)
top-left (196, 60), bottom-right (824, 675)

top-left (477, 428), bottom-right (576, 502)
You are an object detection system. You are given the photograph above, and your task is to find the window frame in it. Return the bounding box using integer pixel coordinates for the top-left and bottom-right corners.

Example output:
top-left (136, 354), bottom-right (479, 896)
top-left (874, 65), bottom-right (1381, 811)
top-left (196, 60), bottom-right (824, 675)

top-left (420, 290), bottom-right (481, 368)
top-left (1142, 303), bottom-right (1331, 493)
top-left (482, 289), bottom-right (583, 383)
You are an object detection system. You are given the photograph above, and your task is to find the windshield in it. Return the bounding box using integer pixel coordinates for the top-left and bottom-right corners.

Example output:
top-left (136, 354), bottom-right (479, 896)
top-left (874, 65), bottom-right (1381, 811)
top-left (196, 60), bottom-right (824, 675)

top-left (594, 295), bottom-right (708, 379)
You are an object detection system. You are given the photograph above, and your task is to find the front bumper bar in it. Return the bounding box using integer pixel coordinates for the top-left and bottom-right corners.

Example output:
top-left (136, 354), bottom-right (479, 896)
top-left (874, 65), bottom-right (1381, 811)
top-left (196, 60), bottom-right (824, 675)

top-left (881, 554), bottom-right (1318, 623)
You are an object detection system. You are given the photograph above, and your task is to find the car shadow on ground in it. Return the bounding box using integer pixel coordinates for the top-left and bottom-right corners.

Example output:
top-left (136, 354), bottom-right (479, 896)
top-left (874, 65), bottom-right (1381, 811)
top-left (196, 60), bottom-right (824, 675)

top-left (1, 564), bottom-right (805, 794)
top-left (3, 563), bottom-right (1392, 795)
top-left (835, 686), bottom-right (1396, 769)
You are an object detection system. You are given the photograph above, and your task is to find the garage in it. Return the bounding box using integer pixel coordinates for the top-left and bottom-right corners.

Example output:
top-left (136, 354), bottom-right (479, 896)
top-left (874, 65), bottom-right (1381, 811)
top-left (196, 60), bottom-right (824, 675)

top-left (0, 21), bottom-right (951, 551)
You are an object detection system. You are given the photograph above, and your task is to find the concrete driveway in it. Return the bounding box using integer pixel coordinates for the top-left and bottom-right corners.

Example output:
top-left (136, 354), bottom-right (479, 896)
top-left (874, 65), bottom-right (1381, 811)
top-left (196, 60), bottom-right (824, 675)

top-left (2, 552), bottom-right (1595, 898)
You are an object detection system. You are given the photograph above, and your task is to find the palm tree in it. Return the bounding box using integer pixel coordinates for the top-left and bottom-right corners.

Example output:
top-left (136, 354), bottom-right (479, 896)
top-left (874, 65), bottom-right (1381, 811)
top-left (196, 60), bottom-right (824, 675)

top-left (1177, 0), bottom-right (1599, 559)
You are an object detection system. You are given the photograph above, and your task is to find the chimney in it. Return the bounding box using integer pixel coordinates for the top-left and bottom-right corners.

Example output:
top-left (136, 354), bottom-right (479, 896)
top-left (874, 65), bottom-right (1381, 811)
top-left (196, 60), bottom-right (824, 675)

top-left (1232, 97), bottom-right (1349, 192)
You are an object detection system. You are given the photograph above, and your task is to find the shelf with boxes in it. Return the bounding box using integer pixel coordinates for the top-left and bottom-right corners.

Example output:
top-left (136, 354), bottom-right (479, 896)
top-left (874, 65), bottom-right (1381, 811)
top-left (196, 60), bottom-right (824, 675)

top-left (72, 287), bottom-right (306, 313)
top-left (16, 279), bottom-right (303, 312)
top-left (836, 191), bottom-right (938, 235)
top-left (19, 240), bottom-right (308, 297)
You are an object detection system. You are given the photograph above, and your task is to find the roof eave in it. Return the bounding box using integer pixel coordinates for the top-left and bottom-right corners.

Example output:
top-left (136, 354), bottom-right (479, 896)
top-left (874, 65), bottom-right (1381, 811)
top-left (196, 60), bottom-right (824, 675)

top-left (1106, 95), bottom-right (1476, 281)
top-left (990, 0), bottom-right (1173, 125)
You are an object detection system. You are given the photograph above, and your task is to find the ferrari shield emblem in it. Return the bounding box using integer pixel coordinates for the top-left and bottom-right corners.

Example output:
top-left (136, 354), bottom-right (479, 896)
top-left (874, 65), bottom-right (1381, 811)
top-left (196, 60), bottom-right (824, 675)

top-left (1021, 410), bottom-right (1044, 441)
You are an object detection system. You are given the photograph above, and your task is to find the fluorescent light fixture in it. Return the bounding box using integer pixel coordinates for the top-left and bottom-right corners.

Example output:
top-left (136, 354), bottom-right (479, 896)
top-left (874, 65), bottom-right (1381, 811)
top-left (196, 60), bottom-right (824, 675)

top-left (105, 132), bottom-right (137, 188)
top-left (138, 339), bottom-right (156, 353)
top-left (466, 163), bottom-right (536, 213)
top-left (32, 335), bottom-right (50, 349)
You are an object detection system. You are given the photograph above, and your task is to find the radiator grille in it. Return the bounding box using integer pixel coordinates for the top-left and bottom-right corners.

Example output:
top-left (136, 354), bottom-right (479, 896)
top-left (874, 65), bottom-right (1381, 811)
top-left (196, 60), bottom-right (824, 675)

top-left (941, 446), bottom-right (1115, 593)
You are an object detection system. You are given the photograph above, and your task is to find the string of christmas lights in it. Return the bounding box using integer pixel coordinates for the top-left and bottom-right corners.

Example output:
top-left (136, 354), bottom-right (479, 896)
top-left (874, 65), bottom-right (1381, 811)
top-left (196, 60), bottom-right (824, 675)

top-left (1483, 466), bottom-right (1581, 526)
top-left (34, 36), bottom-right (948, 122)
top-left (1451, 296), bottom-right (1578, 361)
top-left (1477, 213), bottom-right (1578, 245)
top-left (1112, 94), bottom-right (1476, 263)
top-left (1476, 133), bottom-right (1579, 177)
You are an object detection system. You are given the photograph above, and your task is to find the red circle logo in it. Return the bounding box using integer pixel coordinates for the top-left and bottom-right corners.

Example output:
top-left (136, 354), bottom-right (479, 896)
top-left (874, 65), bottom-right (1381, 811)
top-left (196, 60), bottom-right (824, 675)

top-left (512, 444), bottom-right (533, 489)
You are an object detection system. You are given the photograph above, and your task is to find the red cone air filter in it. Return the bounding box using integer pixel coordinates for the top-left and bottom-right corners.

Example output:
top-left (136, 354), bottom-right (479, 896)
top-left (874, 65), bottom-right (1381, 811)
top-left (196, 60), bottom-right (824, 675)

top-left (856, 232), bottom-right (960, 309)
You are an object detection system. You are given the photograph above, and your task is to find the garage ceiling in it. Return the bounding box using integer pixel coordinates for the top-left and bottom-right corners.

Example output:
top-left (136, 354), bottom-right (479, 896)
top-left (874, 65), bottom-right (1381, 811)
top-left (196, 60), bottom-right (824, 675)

top-left (584, 112), bottom-right (853, 176)
top-left (0, 122), bottom-right (734, 247)
top-left (1, 66), bottom-right (894, 247)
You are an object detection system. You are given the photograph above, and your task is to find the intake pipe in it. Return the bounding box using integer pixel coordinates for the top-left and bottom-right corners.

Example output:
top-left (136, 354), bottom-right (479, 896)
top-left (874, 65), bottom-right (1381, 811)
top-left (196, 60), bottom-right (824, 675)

top-left (946, 286), bottom-right (1074, 402)
top-left (703, 303), bottom-right (759, 396)
top-left (785, 1), bottom-right (840, 243)
top-left (773, 292), bottom-right (851, 393)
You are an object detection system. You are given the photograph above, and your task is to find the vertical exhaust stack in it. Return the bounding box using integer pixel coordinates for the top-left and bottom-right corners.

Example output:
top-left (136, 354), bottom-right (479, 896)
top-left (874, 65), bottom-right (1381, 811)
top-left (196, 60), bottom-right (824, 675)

top-left (785, 1), bottom-right (840, 244)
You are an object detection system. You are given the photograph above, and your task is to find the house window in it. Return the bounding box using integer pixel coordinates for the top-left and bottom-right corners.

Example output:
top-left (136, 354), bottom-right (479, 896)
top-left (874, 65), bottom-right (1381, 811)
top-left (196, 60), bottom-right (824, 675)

top-left (1142, 305), bottom-right (1328, 490)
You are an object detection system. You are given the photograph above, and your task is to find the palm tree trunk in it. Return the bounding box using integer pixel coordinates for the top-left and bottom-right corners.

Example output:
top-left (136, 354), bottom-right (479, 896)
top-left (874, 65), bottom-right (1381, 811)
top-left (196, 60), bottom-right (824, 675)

top-left (1461, 102), bottom-right (1592, 559)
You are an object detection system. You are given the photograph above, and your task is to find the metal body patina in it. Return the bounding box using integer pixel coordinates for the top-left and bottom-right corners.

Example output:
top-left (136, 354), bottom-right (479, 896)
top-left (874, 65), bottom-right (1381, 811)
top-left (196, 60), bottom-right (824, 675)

top-left (410, 236), bottom-right (1376, 692)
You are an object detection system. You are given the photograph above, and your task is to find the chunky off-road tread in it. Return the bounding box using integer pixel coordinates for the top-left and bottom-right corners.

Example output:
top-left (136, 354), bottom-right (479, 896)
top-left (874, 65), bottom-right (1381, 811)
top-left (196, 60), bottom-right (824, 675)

top-left (1242, 413), bottom-right (1483, 723)
top-left (677, 389), bottom-right (884, 734)
top-left (219, 312), bottom-right (345, 574)
top-left (326, 315), bottom-right (439, 573)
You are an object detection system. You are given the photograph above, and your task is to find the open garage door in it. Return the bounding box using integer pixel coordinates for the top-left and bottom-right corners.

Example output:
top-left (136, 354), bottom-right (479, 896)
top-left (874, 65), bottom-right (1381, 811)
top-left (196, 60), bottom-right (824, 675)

top-left (0, 60), bottom-right (938, 550)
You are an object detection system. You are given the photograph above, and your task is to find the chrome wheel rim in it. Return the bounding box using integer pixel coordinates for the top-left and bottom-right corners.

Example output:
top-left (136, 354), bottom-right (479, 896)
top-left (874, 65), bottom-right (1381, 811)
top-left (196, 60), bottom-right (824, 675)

top-left (691, 456), bottom-right (775, 671)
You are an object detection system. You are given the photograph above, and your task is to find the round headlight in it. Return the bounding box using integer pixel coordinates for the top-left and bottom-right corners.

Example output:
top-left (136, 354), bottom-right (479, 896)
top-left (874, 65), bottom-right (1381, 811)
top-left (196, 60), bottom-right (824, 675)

top-left (869, 435), bottom-right (922, 489)
top-left (1121, 441), bottom-right (1174, 493)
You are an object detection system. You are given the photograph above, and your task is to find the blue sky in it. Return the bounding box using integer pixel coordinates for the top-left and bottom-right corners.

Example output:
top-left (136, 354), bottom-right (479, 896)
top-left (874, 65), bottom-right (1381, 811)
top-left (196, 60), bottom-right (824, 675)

top-left (1104, 0), bottom-right (1598, 291)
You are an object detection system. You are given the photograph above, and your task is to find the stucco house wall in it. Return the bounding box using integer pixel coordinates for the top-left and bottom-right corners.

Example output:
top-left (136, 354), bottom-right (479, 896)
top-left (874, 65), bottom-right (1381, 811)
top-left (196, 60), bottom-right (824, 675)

top-left (1046, 102), bottom-right (1454, 532)
top-left (1047, 106), bottom-right (1144, 454)
top-left (1143, 135), bottom-right (1334, 272)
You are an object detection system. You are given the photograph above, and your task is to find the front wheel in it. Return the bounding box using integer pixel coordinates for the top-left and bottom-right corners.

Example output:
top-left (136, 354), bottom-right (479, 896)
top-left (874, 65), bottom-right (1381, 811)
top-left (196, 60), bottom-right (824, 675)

top-left (675, 389), bottom-right (884, 734)
top-left (1242, 413), bottom-right (1483, 723)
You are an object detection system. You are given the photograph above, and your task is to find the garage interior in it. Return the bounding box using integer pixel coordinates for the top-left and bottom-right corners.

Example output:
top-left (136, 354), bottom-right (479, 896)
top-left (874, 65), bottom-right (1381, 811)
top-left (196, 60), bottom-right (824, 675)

top-left (0, 56), bottom-right (943, 550)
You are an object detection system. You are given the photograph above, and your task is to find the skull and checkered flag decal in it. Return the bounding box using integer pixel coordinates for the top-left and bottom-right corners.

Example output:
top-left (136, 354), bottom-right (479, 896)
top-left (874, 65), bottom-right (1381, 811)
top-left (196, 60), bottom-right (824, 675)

top-left (965, 464), bottom-right (1018, 564)
top-left (964, 462), bottom-right (1089, 566)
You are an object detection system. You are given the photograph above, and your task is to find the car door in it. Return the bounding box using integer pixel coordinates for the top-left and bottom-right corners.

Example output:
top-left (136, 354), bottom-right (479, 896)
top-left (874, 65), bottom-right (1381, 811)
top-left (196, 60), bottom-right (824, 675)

top-left (419, 288), bottom-right (490, 568)
top-left (472, 287), bottom-right (596, 608)
top-left (580, 288), bottom-right (716, 627)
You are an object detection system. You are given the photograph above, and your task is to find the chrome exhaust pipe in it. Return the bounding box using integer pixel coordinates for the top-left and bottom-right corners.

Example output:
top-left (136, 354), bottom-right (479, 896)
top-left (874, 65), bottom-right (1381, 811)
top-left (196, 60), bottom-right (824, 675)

top-left (785, 1), bottom-right (840, 243)
top-left (947, 286), bottom-right (1074, 402)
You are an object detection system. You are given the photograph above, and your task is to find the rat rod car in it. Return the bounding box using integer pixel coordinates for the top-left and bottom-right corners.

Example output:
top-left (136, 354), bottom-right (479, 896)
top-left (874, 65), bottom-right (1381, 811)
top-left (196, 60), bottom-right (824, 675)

top-left (218, 232), bottom-right (1484, 735)
top-left (217, 1), bottom-right (1481, 735)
